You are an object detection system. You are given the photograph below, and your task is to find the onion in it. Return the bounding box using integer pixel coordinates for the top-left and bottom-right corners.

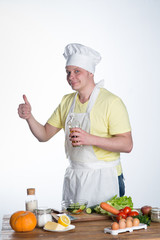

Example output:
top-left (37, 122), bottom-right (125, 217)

top-left (141, 205), bottom-right (152, 216)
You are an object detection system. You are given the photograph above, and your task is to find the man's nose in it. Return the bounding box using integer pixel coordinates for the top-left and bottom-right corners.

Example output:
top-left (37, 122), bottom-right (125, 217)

top-left (69, 72), bottom-right (74, 79)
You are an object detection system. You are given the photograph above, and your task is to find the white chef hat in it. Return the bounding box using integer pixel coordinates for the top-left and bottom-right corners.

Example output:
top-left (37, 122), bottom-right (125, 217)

top-left (63, 43), bottom-right (101, 74)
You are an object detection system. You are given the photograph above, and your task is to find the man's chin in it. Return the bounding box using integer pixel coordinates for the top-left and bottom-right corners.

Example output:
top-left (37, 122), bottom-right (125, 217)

top-left (71, 85), bottom-right (79, 91)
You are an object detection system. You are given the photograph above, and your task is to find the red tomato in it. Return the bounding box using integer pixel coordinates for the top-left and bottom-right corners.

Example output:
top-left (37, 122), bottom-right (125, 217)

top-left (128, 211), bottom-right (139, 217)
top-left (119, 209), bottom-right (124, 213)
top-left (116, 212), bottom-right (127, 221)
top-left (123, 206), bottom-right (132, 215)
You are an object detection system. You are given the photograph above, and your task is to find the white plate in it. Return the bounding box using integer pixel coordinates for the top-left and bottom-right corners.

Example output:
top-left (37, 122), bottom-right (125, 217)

top-left (43, 224), bottom-right (75, 232)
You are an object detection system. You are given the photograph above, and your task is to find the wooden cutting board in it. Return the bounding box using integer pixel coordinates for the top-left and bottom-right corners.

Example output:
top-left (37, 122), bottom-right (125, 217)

top-left (51, 211), bottom-right (110, 223)
top-left (69, 212), bottom-right (110, 222)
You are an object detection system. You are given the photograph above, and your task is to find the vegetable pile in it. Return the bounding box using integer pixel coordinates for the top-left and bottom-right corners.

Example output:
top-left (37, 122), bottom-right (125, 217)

top-left (91, 195), bottom-right (133, 215)
top-left (86, 195), bottom-right (152, 226)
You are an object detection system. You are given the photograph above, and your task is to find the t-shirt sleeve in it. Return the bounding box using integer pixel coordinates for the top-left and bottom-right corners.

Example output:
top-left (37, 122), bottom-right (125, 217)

top-left (47, 94), bottom-right (74, 129)
top-left (47, 103), bottom-right (63, 128)
top-left (108, 98), bottom-right (131, 135)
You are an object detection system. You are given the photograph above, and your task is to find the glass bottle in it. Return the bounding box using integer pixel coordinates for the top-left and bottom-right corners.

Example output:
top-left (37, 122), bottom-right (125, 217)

top-left (151, 208), bottom-right (160, 222)
top-left (67, 114), bottom-right (81, 146)
top-left (25, 188), bottom-right (38, 213)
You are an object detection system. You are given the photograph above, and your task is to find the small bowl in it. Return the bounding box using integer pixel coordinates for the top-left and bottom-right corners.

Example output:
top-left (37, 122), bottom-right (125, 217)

top-left (61, 199), bottom-right (88, 214)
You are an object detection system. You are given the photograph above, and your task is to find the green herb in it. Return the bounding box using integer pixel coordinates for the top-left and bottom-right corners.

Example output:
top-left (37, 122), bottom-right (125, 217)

top-left (133, 214), bottom-right (151, 226)
top-left (94, 195), bottom-right (133, 215)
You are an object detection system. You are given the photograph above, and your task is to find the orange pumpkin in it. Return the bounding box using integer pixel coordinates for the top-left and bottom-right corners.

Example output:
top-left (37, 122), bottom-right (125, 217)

top-left (10, 211), bottom-right (37, 232)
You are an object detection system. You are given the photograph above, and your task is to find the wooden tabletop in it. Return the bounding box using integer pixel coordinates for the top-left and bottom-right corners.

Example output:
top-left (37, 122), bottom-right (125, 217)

top-left (1, 214), bottom-right (160, 240)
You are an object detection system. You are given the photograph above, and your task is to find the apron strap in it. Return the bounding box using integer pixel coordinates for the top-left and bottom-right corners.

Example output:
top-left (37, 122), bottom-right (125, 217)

top-left (86, 80), bottom-right (104, 113)
top-left (96, 79), bottom-right (104, 88)
top-left (69, 92), bottom-right (78, 114)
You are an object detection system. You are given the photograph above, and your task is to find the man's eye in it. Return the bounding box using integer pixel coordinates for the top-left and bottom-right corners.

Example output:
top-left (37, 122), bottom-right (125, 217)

top-left (75, 70), bottom-right (79, 73)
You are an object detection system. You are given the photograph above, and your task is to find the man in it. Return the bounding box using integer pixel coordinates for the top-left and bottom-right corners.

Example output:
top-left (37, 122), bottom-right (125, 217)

top-left (18, 43), bottom-right (133, 206)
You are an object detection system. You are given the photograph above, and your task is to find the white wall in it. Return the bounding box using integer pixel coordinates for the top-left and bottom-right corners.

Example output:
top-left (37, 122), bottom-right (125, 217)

top-left (0, 0), bottom-right (160, 228)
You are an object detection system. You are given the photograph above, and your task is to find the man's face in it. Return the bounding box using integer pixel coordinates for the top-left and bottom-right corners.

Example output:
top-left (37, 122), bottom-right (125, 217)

top-left (66, 66), bottom-right (93, 91)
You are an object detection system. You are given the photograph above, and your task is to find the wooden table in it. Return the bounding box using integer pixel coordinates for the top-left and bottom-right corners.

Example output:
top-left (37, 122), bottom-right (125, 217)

top-left (1, 214), bottom-right (160, 240)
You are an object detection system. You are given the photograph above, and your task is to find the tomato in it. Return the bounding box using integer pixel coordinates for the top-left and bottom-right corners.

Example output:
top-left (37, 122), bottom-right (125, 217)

top-left (123, 206), bottom-right (132, 215)
top-left (128, 211), bottom-right (139, 217)
top-left (116, 212), bottom-right (127, 221)
top-left (119, 209), bottom-right (124, 213)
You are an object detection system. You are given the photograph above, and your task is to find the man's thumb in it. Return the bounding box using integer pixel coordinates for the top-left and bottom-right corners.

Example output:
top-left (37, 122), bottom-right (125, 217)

top-left (23, 94), bottom-right (29, 105)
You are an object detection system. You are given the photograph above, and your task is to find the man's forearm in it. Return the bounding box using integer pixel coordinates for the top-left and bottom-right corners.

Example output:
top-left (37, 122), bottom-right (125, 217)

top-left (26, 114), bottom-right (49, 142)
top-left (91, 132), bottom-right (133, 153)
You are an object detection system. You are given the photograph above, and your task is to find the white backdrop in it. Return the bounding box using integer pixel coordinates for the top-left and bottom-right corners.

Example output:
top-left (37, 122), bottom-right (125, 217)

top-left (0, 0), bottom-right (160, 228)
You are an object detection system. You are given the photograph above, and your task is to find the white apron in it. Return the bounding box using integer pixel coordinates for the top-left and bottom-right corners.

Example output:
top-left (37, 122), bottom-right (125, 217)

top-left (63, 81), bottom-right (120, 206)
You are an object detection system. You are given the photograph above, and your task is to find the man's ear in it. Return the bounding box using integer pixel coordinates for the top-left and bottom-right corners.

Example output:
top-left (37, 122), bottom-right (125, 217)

top-left (89, 72), bottom-right (94, 78)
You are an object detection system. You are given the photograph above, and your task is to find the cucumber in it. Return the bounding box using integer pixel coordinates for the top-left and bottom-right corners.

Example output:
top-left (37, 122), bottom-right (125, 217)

top-left (86, 208), bottom-right (92, 214)
top-left (86, 204), bottom-right (99, 214)
top-left (80, 205), bottom-right (86, 210)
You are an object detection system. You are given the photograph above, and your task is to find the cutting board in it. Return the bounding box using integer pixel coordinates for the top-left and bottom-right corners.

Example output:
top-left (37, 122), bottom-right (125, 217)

top-left (69, 212), bottom-right (110, 222)
top-left (51, 211), bottom-right (110, 223)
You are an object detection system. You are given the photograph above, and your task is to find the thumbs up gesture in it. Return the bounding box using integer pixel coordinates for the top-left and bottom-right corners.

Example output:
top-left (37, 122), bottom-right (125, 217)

top-left (18, 95), bottom-right (32, 120)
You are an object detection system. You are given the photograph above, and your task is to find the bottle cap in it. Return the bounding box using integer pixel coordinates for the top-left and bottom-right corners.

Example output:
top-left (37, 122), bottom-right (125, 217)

top-left (27, 188), bottom-right (35, 195)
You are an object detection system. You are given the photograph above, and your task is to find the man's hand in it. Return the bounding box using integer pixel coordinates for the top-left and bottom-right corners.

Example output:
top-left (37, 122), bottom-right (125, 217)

top-left (17, 95), bottom-right (61, 142)
top-left (69, 128), bottom-right (93, 146)
top-left (18, 95), bottom-right (32, 120)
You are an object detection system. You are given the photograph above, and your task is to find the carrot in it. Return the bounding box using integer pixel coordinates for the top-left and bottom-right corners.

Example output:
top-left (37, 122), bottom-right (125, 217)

top-left (100, 202), bottom-right (120, 215)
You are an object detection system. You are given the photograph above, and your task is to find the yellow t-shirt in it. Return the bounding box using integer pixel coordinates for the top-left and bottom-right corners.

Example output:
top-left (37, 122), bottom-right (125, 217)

top-left (47, 88), bottom-right (131, 175)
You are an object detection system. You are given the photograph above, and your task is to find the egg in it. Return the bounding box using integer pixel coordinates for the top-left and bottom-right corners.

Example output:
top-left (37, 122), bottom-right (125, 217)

top-left (111, 222), bottom-right (119, 230)
top-left (119, 220), bottom-right (126, 229)
top-left (133, 218), bottom-right (140, 226)
top-left (126, 219), bottom-right (133, 228)
top-left (119, 218), bottom-right (126, 222)
top-left (126, 216), bottom-right (133, 221)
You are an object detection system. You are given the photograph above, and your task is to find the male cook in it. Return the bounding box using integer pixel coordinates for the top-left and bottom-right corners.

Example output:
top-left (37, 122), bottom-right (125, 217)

top-left (18, 43), bottom-right (133, 206)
